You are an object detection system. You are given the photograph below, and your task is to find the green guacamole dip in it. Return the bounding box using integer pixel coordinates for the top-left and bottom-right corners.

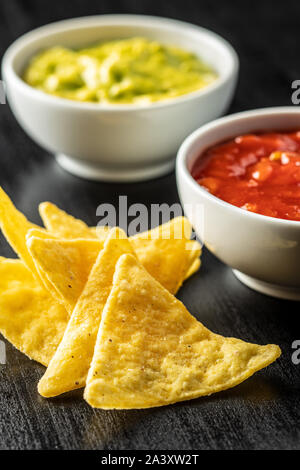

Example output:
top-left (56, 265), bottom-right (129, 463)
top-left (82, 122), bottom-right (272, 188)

top-left (23, 37), bottom-right (218, 104)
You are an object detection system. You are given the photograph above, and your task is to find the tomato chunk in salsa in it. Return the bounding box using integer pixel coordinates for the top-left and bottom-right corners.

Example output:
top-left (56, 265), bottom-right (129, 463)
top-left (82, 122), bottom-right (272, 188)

top-left (191, 132), bottom-right (300, 221)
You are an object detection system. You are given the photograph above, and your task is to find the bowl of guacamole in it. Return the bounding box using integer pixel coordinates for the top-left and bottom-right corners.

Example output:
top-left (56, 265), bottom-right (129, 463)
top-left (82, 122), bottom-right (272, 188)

top-left (23, 37), bottom-right (218, 105)
top-left (2, 15), bottom-right (238, 181)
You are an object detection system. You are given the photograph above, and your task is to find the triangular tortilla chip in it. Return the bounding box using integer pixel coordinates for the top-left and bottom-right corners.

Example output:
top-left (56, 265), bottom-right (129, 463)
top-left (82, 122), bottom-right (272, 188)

top-left (184, 257), bottom-right (201, 280)
top-left (38, 228), bottom-right (135, 397)
top-left (39, 202), bottom-right (197, 260)
top-left (0, 257), bottom-right (68, 366)
top-left (0, 187), bottom-right (43, 281)
top-left (39, 202), bottom-right (110, 240)
top-left (39, 202), bottom-right (99, 239)
top-left (91, 226), bottom-right (111, 240)
top-left (131, 238), bottom-right (200, 293)
top-left (25, 229), bottom-right (61, 297)
top-left (27, 228), bottom-right (57, 240)
top-left (39, 202), bottom-right (200, 288)
top-left (28, 221), bottom-right (200, 317)
top-left (39, 202), bottom-right (195, 251)
top-left (27, 236), bottom-right (103, 313)
top-left (130, 216), bottom-right (193, 241)
top-left (183, 240), bottom-right (202, 280)
top-left (130, 219), bottom-right (201, 293)
top-left (84, 254), bottom-right (280, 409)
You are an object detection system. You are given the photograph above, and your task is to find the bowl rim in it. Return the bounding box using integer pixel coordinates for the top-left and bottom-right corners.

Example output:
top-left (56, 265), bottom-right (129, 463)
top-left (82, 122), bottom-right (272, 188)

top-left (176, 106), bottom-right (300, 227)
top-left (1, 14), bottom-right (239, 112)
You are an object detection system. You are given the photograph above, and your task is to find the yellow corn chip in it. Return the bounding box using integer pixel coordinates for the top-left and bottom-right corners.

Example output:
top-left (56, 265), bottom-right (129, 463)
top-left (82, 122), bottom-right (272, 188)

top-left (131, 217), bottom-right (201, 292)
top-left (27, 237), bottom-right (103, 313)
top-left (39, 201), bottom-right (111, 241)
top-left (24, 229), bottom-right (62, 297)
top-left (39, 202), bottom-right (98, 239)
top-left (0, 187), bottom-right (42, 280)
top-left (27, 222), bottom-right (200, 318)
top-left (84, 254), bottom-right (281, 409)
top-left (39, 201), bottom-right (199, 289)
top-left (130, 236), bottom-right (200, 294)
top-left (184, 258), bottom-right (201, 280)
top-left (131, 216), bottom-right (192, 241)
top-left (0, 257), bottom-right (68, 366)
top-left (38, 228), bottom-right (134, 397)
top-left (26, 228), bottom-right (57, 240)
top-left (91, 226), bottom-right (111, 240)
top-left (130, 238), bottom-right (200, 293)
top-left (183, 239), bottom-right (202, 280)
top-left (39, 202), bottom-right (197, 275)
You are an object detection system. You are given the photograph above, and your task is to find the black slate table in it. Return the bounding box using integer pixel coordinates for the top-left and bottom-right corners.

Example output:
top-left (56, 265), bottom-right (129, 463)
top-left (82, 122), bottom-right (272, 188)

top-left (0, 0), bottom-right (300, 451)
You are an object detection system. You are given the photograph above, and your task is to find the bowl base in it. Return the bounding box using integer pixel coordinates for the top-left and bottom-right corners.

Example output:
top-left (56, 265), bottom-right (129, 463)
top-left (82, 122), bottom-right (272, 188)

top-left (56, 153), bottom-right (174, 182)
top-left (233, 270), bottom-right (300, 301)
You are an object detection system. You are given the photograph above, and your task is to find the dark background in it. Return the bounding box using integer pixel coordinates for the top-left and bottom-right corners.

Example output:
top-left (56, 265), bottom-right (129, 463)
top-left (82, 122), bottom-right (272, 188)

top-left (0, 0), bottom-right (300, 451)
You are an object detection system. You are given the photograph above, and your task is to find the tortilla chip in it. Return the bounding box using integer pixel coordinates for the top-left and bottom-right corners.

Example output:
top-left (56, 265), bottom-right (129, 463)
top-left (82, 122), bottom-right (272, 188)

top-left (39, 202), bottom-right (196, 265)
top-left (91, 226), bottom-right (111, 241)
top-left (131, 217), bottom-right (201, 292)
top-left (26, 228), bottom-right (57, 240)
top-left (23, 229), bottom-right (62, 297)
top-left (131, 216), bottom-right (192, 241)
top-left (38, 228), bottom-right (134, 397)
top-left (28, 221), bottom-right (200, 318)
top-left (84, 254), bottom-right (281, 409)
top-left (0, 257), bottom-right (68, 366)
top-left (0, 187), bottom-right (43, 281)
top-left (130, 232), bottom-right (200, 294)
top-left (27, 237), bottom-right (103, 313)
top-left (183, 239), bottom-right (202, 280)
top-left (39, 202), bottom-right (98, 239)
top-left (38, 203), bottom-right (199, 290)
top-left (131, 238), bottom-right (200, 293)
top-left (184, 258), bottom-right (201, 280)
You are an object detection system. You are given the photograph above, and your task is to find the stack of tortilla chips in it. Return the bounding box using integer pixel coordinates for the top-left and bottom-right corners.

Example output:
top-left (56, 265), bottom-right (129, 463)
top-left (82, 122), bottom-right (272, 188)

top-left (0, 187), bottom-right (280, 409)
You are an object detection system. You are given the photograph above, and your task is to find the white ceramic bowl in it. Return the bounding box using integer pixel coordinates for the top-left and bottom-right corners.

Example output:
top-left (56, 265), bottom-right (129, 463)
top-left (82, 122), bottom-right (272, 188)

top-left (177, 107), bottom-right (300, 300)
top-left (2, 15), bottom-right (238, 182)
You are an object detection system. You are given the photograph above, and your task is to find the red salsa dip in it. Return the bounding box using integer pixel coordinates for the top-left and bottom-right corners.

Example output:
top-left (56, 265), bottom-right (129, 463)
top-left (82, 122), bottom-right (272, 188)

top-left (191, 131), bottom-right (300, 221)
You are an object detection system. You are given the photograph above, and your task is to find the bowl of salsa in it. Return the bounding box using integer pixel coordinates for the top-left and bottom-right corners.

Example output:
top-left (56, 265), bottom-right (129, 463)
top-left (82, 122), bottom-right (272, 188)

top-left (176, 107), bottom-right (300, 300)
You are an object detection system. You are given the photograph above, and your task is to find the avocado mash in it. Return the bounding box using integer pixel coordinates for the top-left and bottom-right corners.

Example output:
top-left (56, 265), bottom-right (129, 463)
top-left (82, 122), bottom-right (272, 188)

top-left (23, 37), bottom-right (218, 104)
